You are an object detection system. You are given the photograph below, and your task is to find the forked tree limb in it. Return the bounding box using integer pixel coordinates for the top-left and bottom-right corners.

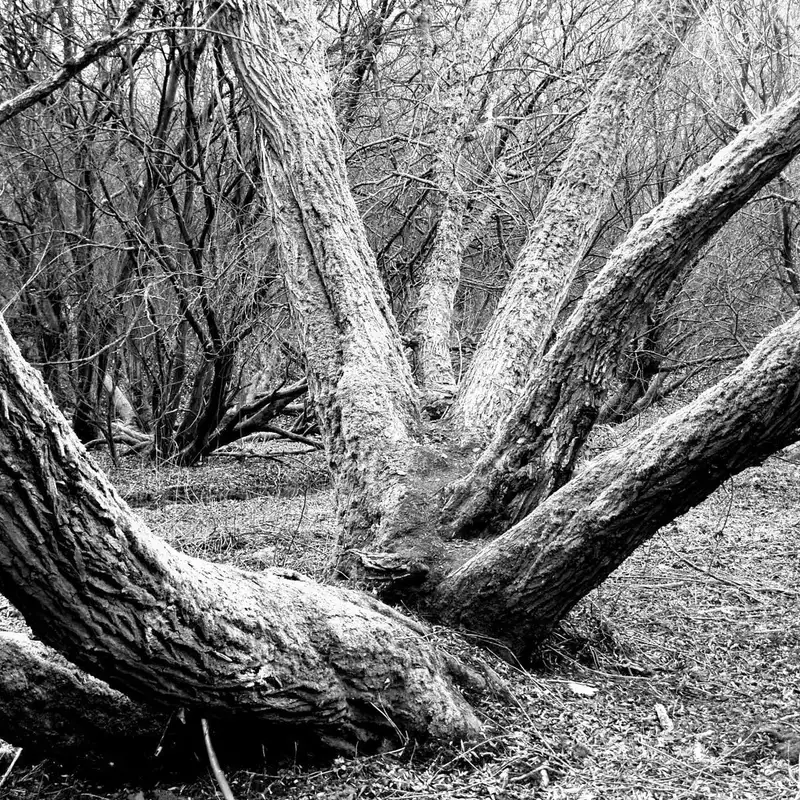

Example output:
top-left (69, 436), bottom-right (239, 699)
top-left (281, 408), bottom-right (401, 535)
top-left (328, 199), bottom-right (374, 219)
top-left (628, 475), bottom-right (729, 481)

top-left (443, 86), bottom-right (800, 538)
top-left (434, 311), bottom-right (800, 658)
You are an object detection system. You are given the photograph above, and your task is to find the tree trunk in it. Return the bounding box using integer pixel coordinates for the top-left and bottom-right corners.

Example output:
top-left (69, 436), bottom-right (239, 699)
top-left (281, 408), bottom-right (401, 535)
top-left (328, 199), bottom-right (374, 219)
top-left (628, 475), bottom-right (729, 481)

top-left (407, 0), bottom-right (501, 408)
top-left (0, 317), bottom-right (481, 752)
top-left (0, 633), bottom-right (171, 771)
top-left (6, 0), bottom-right (800, 774)
top-left (207, 0), bottom-right (427, 552)
top-left (411, 184), bottom-right (464, 409)
top-left (434, 310), bottom-right (800, 659)
top-left (443, 87), bottom-right (800, 539)
top-left (450, 0), bottom-right (708, 439)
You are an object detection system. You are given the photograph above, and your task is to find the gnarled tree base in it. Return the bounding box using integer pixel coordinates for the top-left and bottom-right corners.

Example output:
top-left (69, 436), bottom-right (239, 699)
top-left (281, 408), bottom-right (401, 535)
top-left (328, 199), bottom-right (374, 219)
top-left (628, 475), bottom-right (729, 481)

top-left (0, 630), bottom-right (485, 776)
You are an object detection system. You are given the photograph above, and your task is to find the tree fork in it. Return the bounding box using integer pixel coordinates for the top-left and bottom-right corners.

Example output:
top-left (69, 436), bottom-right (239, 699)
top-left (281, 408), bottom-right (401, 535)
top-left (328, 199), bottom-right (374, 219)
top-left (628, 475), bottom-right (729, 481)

top-left (0, 318), bottom-right (481, 754)
top-left (443, 87), bottom-right (800, 539)
top-left (433, 311), bottom-right (800, 659)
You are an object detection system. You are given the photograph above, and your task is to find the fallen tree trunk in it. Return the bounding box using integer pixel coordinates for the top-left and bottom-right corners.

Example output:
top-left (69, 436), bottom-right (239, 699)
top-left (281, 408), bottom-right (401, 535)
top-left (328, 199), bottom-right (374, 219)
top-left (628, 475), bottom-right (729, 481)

top-left (433, 311), bottom-right (800, 659)
top-left (0, 632), bottom-right (171, 771)
top-left (1, 630), bottom-right (434, 773)
top-left (0, 318), bottom-right (481, 755)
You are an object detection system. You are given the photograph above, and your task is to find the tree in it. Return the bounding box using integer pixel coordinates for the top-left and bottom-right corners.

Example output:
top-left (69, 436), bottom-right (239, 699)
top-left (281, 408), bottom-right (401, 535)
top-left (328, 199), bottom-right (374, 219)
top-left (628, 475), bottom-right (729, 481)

top-left (0, 315), bottom-right (481, 755)
top-left (3, 0), bottom-right (800, 768)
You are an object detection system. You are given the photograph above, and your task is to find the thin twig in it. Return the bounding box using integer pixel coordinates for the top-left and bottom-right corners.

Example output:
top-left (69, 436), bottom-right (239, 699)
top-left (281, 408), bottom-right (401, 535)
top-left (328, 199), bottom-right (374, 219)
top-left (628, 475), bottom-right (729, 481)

top-left (201, 718), bottom-right (236, 800)
top-left (263, 423), bottom-right (323, 449)
top-left (0, 747), bottom-right (23, 790)
top-left (664, 541), bottom-right (799, 598)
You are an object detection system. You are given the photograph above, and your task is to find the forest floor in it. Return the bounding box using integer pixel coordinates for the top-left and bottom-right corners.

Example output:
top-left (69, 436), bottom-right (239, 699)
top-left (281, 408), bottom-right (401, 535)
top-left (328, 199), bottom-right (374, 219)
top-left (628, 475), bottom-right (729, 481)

top-left (1, 419), bottom-right (799, 800)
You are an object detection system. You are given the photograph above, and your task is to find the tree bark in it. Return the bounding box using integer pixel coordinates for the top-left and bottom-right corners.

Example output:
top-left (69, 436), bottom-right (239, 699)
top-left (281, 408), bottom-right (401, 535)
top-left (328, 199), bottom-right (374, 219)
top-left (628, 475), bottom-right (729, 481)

top-left (0, 632), bottom-right (171, 770)
top-left (207, 0), bottom-right (426, 551)
top-left (443, 87), bottom-right (800, 538)
top-left (451, 0), bottom-right (708, 439)
top-left (434, 310), bottom-right (800, 659)
top-left (411, 180), bottom-right (465, 408)
top-left (0, 317), bottom-right (481, 752)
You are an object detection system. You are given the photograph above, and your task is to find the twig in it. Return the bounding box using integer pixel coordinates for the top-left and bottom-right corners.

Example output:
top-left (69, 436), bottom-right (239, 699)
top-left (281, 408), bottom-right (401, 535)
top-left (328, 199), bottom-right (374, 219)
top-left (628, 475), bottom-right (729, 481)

top-left (664, 542), bottom-right (799, 598)
top-left (0, 0), bottom-right (147, 126)
top-left (0, 747), bottom-right (23, 790)
top-left (201, 718), bottom-right (236, 800)
top-left (263, 424), bottom-right (323, 449)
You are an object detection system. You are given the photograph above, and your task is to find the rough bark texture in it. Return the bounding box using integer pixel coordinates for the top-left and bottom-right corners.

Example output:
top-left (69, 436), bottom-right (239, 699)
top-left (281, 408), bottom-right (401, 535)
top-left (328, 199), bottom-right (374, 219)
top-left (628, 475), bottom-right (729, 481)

top-left (412, 183), bottom-right (465, 406)
top-left (443, 88), bottom-right (800, 538)
top-left (207, 0), bottom-right (424, 550)
top-left (0, 318), bottom-right (481, 752)
top-left (0, 633), bottom-right (172, 770)
top-left (434, 311), bottom-right (800, 658)
top-left (409, 0), bottom-right (497, 406)
top-left (451, 0), bottom-right (707, 439)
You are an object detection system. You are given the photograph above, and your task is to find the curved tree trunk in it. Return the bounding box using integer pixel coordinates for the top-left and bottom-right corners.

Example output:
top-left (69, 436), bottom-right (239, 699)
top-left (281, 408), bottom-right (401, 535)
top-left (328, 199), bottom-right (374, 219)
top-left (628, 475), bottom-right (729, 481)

top-left (0, 317), bottom-right (481, 752)
top-left (443, 87), bottom-right (800, 538)
top-left (450, 0), bottom-right (708, 439)
top-left (434, 310), bottom-right (800, 659)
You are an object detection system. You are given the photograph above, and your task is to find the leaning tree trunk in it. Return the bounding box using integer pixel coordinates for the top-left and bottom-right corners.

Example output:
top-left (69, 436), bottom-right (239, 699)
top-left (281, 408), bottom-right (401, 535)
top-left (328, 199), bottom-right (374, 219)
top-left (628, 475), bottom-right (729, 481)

top-left (442, 87), bottom-right (800, 539)
top-left (433, 309), bottom-right (800, 660)
top-left (450, 0), bottom-right (708, 439)
top-left (206, 0), bottom-right (430, 556)
top-left (0, 317), bottom-right (481, 753)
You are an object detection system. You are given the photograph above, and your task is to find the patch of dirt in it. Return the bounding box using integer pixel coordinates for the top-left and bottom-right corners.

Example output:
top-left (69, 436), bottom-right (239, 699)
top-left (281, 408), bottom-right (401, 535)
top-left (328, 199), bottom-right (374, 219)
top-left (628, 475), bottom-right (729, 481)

top-left (102, 442), bottom-right (330, 508)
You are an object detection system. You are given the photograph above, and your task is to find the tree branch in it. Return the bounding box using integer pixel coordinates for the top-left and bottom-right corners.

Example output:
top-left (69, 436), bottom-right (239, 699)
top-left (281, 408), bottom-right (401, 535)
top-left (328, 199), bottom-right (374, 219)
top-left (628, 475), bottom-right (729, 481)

top-left (0, 0), bottom-right (148, 128)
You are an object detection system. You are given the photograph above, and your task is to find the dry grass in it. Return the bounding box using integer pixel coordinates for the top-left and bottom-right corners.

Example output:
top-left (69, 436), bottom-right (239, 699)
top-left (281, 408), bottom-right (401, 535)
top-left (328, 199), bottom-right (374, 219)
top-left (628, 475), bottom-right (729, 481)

top-left (1, 438), bottom-right (799, 799)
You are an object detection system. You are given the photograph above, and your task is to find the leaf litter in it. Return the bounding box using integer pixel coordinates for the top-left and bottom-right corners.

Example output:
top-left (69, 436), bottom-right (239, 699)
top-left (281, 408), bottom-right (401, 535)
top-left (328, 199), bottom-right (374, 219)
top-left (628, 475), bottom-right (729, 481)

top-left (0, 440), bottom-right (798, 799)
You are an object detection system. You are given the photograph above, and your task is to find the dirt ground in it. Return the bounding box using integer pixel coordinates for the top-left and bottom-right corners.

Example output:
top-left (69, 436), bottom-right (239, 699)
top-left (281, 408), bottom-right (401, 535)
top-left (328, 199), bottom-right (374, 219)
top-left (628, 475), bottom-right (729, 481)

top-left (1, 435), bottom-right (798, 799)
